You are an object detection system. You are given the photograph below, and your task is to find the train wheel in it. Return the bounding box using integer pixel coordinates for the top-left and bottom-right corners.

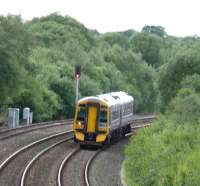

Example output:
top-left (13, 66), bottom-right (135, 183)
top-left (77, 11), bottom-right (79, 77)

top-left (127, 125), bottom-right (131, 133)
top-left (120, 128), bottom-right (124, 137)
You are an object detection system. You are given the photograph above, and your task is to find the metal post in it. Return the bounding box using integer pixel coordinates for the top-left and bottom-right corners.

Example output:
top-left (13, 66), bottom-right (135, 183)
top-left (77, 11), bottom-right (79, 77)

top-left (75, 78), bottom-right (79, 103)
top-left (75, 65), bottom-right (81, 104)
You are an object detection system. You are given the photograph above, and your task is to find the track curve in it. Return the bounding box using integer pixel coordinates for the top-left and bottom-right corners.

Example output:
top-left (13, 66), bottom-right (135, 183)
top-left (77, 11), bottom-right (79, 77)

top-left (20, 136), bottom-right (74, 186)
top-left (0, 130), bottom-right (73, 186)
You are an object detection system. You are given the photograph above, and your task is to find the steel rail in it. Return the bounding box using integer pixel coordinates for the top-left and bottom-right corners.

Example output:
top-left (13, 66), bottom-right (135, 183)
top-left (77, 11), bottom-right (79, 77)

top-left (0, 114), bottom-right (155, 135)
top-left (56, 116), bottom-right (155, 186)
top-left (0, 120), bottom-right (73, 141)
top-left (0, 115), bottom-right (154, 168)
top-left (132, 116), bottom-right (156, 123)
top-left (125, 124), bottom-right (151, 137)
top-left (20, 135), bottom-right (74, 186)
top-left (0, 130), bottom-right (73, 172)
top-left (84, 121), bottom-right (153, 186)
top-left (0, 115), bottom-right (155, 138)
top-left (0, 119), bottom-right (73, 134)
top-left (57, 148), bottom-right (80, 186)
top-left (0, 115), bottom-right (155, 185)
top-left (0, 126), bottom-right (7, 131)
top-left (84, 149), bottom-right (102, 186)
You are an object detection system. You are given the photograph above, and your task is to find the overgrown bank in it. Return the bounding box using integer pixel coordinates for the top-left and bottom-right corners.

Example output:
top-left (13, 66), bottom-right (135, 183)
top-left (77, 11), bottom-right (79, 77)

top-left (124, 88), bottom-right (200, 185)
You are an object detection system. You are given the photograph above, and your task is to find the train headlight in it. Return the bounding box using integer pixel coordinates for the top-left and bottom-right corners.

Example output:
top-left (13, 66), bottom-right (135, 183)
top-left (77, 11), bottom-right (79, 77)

top-left (98, 122), bottom-right (107, 132)
top-left (76, 121), bottom-right (84, 129)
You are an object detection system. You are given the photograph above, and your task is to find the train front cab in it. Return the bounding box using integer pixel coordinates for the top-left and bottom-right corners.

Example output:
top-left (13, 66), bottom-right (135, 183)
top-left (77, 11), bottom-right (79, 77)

top-left (73, 100), bottom-right (109, 146)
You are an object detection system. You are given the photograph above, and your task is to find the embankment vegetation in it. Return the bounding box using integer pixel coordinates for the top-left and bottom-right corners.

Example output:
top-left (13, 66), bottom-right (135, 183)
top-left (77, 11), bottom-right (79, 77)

top-left (124, 30), bottom-right (200, 185)
top-left (124, 87), bottom-right (200, 185)
top-left (124, 49), bottom-right (200, 185)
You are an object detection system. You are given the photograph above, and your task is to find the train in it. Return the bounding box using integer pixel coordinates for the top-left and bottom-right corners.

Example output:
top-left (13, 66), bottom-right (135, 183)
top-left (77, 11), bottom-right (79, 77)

top-left (73, 91), bottom-right (134, 146)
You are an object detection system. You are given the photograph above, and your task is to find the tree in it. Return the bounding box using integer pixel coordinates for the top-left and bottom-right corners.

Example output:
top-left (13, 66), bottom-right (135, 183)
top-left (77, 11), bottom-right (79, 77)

top-left (101, 32), bottom-right (130, 49)
top-left (0, 15), bottom-right (30, 103)
top-left (167, 88), bottom-right (200, 123)
top-left (159, 46), bottom-right (200, 109)
top-left (142, 25), bottom-right (166, 38)
top-left (181, 74), bottom-right (200, 93)
top-left (131, 33), bottom-right (164, 66)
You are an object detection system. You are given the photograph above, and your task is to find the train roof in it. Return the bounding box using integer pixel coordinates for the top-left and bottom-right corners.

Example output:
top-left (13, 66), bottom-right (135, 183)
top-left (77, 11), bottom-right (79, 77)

top-left (78, 91), bottom-right (134, 107)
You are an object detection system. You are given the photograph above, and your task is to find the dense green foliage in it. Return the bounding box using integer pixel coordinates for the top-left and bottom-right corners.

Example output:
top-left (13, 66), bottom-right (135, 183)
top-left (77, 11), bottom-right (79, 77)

top-left (124, 32), bottom-right (200, 185)
top-left (119, 22), bottom-right (200, 186)
top-left (0, 16), bottom-right (30, 103)
top-left (124, 88), bottom-right (200, 185)
top-left (0, 13), bottom-right (158, 122)
top-left (131, 32), bottom-right (164, 66)
top-left (0, 13), bottom-right (200, 123)
top-left (158, 45), bottom-right (200, 109)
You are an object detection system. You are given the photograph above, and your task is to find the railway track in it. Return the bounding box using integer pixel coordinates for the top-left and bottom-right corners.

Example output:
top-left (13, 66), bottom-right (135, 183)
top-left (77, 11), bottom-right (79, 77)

top-left (20, 135), bottom-right (74, 186)
top-left (57, 118), bottom-right (155, 186)
top-left (84, 122), bottom-right (154, 186)
top-left (0, 130), bottom-right (73, 186)
top-left (0, 119), bottom-right (68, 133)
top-left (57, 147), bottom-right (97, 186)
top-left (0, 114), bottom-right (155, 141)
top-left (0, 126), bottom-right (7, 131)
top-left (84, 148), bottom-right (103, 186)
top-left (132, 115), bottom-right (155, 125)
top-left (0, 119), bottom-right (73, 141)
top-left (57, 148), bottom-right (81, 186)
top-left (0, 115), bottom-right (155, 186)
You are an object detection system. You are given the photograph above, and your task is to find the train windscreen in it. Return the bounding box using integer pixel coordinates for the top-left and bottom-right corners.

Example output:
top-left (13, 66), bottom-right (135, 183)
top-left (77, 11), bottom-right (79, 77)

top-left (77, 107), bottom-right (86, 121)
top-left (99, 110), bottom-right (107, 127)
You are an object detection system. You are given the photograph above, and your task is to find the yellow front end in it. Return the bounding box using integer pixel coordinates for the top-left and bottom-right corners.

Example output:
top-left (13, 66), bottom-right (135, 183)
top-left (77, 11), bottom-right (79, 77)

top-left (73, 100), bottom-right (109, 145)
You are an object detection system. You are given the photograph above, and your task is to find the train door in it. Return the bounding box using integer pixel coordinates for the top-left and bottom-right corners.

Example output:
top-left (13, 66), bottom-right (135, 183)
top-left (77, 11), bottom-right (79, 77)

top-left (86, 103), bottom-right (99, 133)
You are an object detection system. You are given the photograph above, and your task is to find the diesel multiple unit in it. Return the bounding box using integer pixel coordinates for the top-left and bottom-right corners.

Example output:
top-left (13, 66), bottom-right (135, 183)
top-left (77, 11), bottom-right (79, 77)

top-left (73, 91), bottom-right (134, 146)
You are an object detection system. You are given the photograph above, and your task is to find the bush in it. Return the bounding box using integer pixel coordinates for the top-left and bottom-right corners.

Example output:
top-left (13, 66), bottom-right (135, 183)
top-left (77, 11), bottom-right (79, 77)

top-left (167, 88), bottom-right (200, 124)
top-left (124, 89), bottom-right (200, 186)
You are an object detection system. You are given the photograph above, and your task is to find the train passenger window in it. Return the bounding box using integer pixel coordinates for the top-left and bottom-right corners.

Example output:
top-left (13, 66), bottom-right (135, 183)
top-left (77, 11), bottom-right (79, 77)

top-left (77, 107), bottom-right (86, 121)
top-left (122, 102), bottom-right (133, 116)
top-left (112, 110), bottom-right (119, 120)
top-left (122, 103), bottom-right (133, 116)
top-left (100, 110), bottom-right (107, 123)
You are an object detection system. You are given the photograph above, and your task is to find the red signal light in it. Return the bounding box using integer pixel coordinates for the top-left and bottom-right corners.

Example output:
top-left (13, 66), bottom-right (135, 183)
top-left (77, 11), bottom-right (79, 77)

top-left (76, 74), bottom-right (80, 79)
top-left (75, 65), bottom-right (81, 79)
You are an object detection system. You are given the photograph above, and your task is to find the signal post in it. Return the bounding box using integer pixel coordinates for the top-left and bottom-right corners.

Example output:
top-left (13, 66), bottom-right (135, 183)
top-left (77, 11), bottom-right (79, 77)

top-left (75, 65), bottom-right (81, 103)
